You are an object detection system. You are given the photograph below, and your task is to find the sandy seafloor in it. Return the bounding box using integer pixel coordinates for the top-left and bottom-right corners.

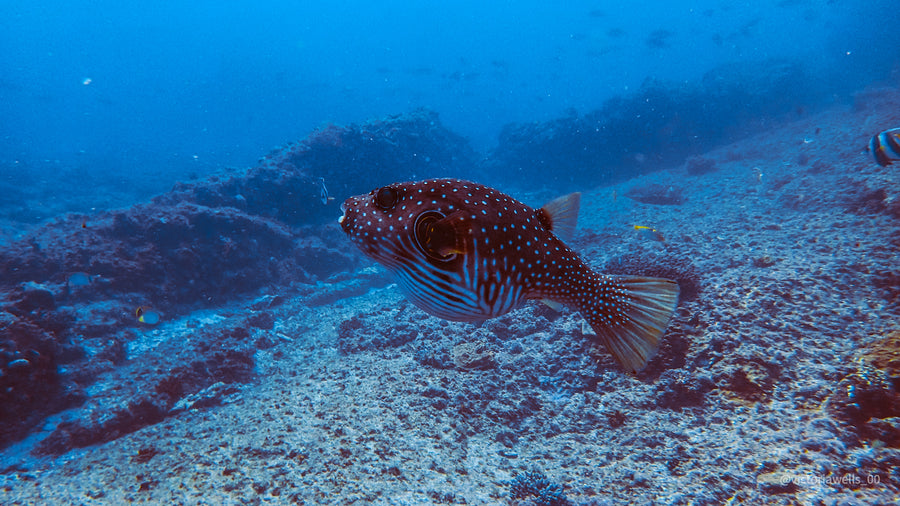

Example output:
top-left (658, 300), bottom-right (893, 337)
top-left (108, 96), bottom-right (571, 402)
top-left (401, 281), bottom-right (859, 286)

top-left (2, 90), bottom-right (900, 505)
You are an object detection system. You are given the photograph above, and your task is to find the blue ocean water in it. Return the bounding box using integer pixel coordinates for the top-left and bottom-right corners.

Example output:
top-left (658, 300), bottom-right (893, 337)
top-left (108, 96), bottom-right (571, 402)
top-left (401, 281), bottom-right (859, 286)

top-left (1, 0), bottom-right (895, 185)
top-left (2, 1), bottom-right (900, 504)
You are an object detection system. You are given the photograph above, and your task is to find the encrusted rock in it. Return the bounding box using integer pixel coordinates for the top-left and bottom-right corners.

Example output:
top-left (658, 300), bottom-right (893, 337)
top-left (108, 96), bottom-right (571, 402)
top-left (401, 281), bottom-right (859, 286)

top-left (451, 341), bottom-right (496, 370)
top-left (756, 472), bottom-right (799, 495)
top-left (15, 282), bottom-right (56, 312)
top-left (625, 183), bottom-right (686, 205)
top-left (684, 155), bottom-right (718, 175)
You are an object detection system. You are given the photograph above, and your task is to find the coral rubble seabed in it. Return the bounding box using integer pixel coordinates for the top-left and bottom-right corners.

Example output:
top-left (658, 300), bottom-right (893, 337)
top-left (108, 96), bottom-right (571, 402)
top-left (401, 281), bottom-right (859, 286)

top-left (1, 89), bottom-right (900, 504)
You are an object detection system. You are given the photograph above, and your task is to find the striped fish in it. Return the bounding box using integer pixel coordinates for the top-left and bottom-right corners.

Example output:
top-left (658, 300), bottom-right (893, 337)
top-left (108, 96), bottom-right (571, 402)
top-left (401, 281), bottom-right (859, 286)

top-left (339, 178), bottom-right (679, 373)
top-left (870, 128), bottom-right (900, 166)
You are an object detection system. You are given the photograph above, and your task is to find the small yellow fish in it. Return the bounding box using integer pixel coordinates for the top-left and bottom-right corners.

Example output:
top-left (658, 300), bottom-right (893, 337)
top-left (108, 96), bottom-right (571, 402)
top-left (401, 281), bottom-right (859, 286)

top-left (136, 306), bottom-right (161, 325)
top-left (634, 225), bottom-right (665, 242)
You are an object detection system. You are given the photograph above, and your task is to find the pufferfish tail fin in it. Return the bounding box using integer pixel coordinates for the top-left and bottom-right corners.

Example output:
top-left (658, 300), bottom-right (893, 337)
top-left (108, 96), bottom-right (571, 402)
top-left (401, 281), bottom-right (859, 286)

top-left (584, 276), bottom-right (679, 374)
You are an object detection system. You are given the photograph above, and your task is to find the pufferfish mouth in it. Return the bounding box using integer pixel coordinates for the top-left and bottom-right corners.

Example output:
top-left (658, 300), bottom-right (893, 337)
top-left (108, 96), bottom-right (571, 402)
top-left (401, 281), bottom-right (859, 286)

top-left (338, 201), bottom-right (348, 225)
top-left (339, 198), bottom-right (358, 232)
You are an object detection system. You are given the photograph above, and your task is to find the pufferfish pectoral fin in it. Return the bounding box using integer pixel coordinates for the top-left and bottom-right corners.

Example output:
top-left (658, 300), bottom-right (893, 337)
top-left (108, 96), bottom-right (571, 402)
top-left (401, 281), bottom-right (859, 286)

top-left (424, 211), bottom-right (471, 256)
top-left (583, 276), bottom-right (680, 374)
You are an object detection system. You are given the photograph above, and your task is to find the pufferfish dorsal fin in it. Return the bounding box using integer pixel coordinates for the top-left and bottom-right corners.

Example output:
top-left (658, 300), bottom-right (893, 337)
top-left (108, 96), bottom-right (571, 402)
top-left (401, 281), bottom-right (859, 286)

top-left (537, 192), bottom-right (581, 242)
top-left (423, 211), bottom-right (471, 257)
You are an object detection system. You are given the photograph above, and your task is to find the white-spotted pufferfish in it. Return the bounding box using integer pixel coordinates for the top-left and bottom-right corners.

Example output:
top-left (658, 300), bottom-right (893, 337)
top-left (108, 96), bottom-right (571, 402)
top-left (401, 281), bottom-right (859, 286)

top-left (339, 178), bottom-right (679, 373)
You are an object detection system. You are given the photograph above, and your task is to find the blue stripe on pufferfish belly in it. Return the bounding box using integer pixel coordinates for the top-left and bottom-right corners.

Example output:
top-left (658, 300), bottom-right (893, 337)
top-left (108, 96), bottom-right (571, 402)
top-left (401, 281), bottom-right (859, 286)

top-left (394, 260), bottom-right (483, 321)
top-left (394, 240), bottom-right (524, 322)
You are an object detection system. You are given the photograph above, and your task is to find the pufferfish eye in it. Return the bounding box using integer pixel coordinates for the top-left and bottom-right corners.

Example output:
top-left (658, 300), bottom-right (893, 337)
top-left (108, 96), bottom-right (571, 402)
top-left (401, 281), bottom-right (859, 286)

top-left (374, 186), bottom-right (399, 210)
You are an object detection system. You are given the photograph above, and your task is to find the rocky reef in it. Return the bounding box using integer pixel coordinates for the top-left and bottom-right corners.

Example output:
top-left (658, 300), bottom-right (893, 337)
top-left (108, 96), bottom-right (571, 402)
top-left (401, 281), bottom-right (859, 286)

top-left (0, 110), bottom-right (477, 451)
top-left (1, 84), bottom-right (899, 505)
top-left (486, 60), bottom-right (818, 191)
top-left (156, 109), bottom-right (480, 227)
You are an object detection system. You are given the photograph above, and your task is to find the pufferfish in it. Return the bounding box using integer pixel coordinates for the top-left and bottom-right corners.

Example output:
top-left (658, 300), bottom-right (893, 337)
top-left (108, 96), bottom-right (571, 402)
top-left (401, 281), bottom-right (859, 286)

top-left (339, 178), bottom-right (679, 373)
